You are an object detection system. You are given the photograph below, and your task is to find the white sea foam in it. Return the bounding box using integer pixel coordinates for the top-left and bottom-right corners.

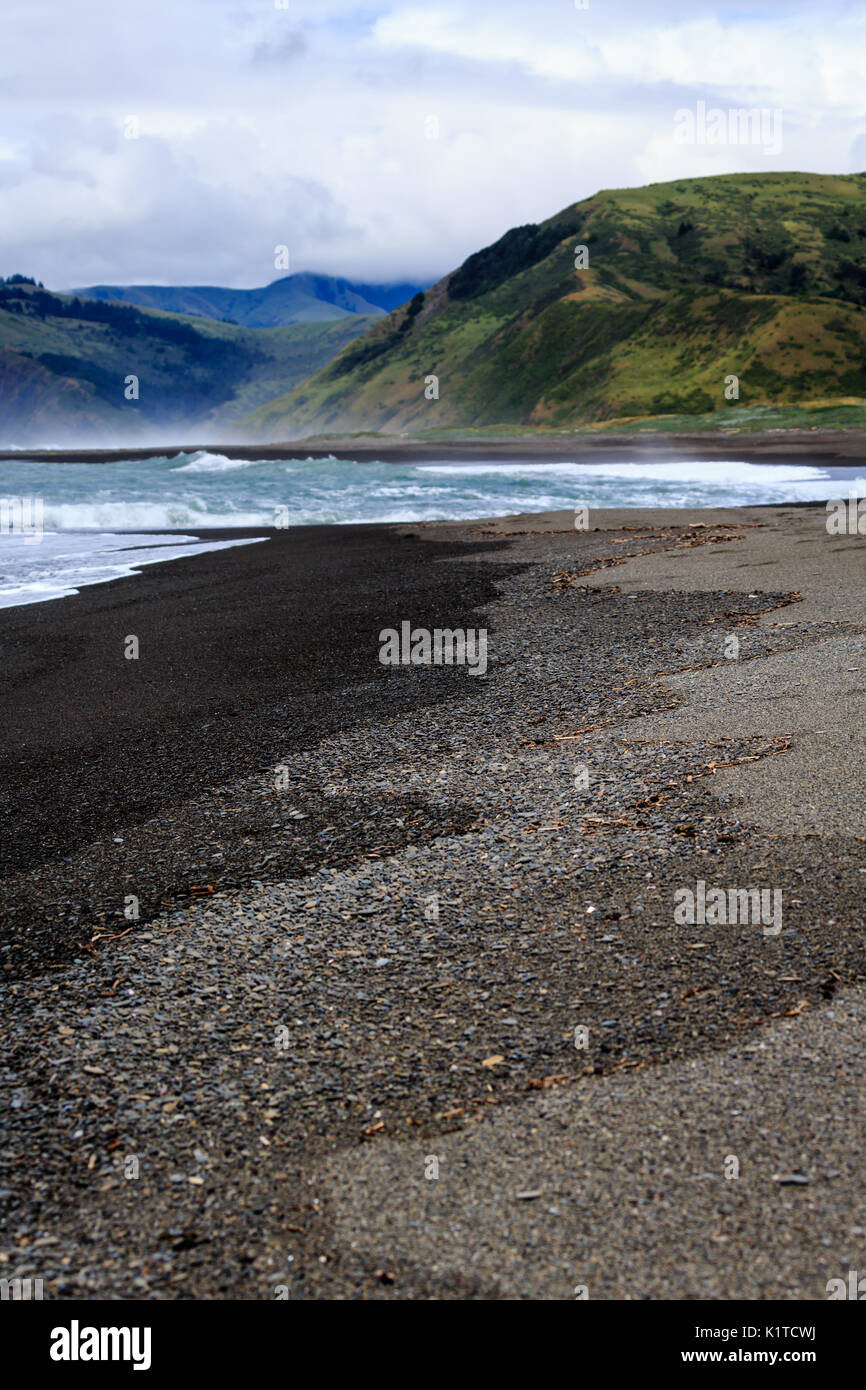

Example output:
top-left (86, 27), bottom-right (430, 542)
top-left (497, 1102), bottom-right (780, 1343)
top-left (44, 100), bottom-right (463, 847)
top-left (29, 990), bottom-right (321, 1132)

top-left (170, 451), bottom-right (340, 473)
top-left (171, 452), bottom-right (257, 473)
top-left (0, 532), bottom-right (266, 609)
top-left (418, 460), bottom-right (829, 483)
top-left (41, 502), bottom-right (273, 530)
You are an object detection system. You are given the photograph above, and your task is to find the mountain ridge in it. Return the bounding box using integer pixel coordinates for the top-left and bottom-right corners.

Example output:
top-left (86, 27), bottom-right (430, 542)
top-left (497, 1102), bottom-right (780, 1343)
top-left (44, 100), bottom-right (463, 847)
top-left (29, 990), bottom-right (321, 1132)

top-left (67, 273), bottom-right (426, 328)
top-left (237, 171), bottom-right (866, 439)
top-left (0, 280), bottom-right (380, 445)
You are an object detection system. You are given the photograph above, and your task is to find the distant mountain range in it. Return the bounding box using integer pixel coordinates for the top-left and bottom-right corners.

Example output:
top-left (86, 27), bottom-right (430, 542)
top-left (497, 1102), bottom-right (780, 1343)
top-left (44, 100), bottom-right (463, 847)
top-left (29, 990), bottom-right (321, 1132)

top-left (0, 275), bottom-right (424, 444)
top-left (0, 282), bottom-right (387, 444)
top-left (239, 171), bottom-right (866, 439)
top-left (68, 274), bottom-right (426, 328)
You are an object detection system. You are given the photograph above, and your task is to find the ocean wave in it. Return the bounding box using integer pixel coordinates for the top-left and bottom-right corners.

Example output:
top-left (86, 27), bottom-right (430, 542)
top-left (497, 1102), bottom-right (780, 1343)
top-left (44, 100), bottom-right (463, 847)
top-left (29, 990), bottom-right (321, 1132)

top-left (41, 502), bottom-right (274, 530)
top-left (3, 454), bottom-right (858, 549)
top-left (417, 460), bottom-right (830, 484)
top-left (169, 451), bottom-right (343, 473)
top-left (170, 451), bottom-right (257, 473)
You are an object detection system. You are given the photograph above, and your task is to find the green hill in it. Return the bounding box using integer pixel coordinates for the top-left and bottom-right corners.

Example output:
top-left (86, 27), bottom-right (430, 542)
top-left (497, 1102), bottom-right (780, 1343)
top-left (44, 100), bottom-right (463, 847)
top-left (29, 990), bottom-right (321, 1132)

top-left (0, 281), bottom-right (377, 445)
top-left (239, 171), bottom-right (866, 439)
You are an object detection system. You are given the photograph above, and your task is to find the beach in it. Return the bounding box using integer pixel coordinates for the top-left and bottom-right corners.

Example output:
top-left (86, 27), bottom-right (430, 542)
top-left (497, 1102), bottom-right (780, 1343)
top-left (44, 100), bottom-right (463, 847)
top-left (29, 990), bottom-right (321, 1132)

top-left (1, 498), bottom-right (865, 1299)
top-left (4, 424), bottom-right (866, 466)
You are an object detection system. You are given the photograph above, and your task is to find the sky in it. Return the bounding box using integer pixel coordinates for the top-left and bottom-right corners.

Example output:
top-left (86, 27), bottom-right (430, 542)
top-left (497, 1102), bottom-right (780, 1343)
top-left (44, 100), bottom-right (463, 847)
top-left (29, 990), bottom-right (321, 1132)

top-left (1, 0), bottom-right (865, 290)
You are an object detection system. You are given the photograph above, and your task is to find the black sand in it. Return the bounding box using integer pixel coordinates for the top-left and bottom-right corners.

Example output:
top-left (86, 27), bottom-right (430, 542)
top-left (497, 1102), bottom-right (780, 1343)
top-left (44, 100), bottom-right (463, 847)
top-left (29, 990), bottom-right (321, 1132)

top-left (0, 524), bottom-right (518, 973)
top-left (1, 504), bottom-right (865, 1300)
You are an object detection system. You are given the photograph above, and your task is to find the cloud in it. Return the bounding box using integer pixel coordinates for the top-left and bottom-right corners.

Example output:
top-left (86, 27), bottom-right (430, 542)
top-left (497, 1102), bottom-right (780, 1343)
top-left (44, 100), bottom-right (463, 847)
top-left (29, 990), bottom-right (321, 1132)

top-left (1, 0), bottom-right (864, 289)
top-left (1, 117), bottom-right (356, 288)
top-left (252, 29), bottom-right (309, 66)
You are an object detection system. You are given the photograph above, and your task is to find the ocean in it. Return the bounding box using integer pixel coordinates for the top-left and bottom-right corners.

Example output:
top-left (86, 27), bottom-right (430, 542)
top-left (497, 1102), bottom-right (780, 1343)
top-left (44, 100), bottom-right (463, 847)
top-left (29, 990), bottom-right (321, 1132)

top-left (0, 451), bottom-right (861, 609)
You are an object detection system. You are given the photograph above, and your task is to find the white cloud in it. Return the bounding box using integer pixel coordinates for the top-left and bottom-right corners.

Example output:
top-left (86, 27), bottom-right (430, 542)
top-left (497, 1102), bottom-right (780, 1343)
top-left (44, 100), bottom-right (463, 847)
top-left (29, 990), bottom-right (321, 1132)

top-left (1, 0), bottom-right (864, 289)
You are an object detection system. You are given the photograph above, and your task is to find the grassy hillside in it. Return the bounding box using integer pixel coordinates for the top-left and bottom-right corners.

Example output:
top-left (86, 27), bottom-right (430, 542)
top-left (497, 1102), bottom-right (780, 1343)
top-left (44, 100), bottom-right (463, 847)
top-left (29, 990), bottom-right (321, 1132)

top-left (0, 282), bottom-right (377, 444)
top-left (70, 274), bottom-right (425, 328)
top-left (239, 172), bottom-right (866, 439)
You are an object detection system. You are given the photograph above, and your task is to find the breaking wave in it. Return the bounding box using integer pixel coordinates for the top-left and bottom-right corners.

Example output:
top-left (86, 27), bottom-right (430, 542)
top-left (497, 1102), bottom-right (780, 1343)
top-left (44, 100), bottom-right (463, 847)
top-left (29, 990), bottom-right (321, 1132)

top-left (0, 450), bottom-right (859, 607)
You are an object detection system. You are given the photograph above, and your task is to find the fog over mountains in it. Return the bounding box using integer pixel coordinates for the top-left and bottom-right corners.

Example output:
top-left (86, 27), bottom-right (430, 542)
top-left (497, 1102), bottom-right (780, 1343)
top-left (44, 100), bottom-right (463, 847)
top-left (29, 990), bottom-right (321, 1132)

top-left (0, 273), bottom-right (426, 446)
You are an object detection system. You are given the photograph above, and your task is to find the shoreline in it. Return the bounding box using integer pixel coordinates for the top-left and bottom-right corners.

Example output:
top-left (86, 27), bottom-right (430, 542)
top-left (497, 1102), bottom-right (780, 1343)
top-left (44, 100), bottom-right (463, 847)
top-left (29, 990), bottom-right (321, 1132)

top-left (2, 501), bottom-right (865, 1298)
top-left (3, 425), bottom-right (866, 465)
